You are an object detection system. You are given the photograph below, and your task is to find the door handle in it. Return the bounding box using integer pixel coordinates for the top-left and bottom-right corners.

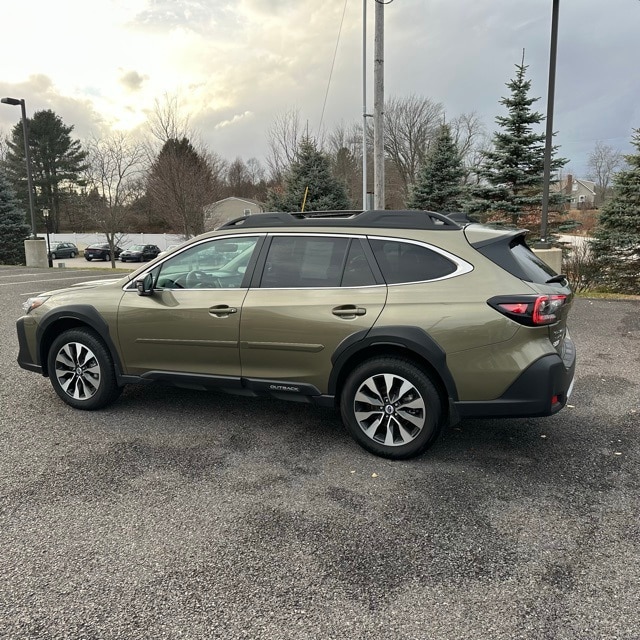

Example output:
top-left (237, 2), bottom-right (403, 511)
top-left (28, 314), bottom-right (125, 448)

top-left (332, 305), bottom-right (366, 318)
top-left (209, 305), bottom-right (237, 317)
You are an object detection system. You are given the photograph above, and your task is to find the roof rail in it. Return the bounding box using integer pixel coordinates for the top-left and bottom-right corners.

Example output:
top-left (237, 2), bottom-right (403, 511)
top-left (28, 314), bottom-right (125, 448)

top-left (220, 209), bottom-right (461, 230)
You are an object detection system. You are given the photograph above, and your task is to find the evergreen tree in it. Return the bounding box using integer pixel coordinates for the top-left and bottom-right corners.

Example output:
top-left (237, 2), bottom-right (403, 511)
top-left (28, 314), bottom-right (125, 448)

top-left (472, 58), bottom-right (566, 226)
top-left (0, 171), bottom-right (30, 265)
top-left (408, 124), bottom-right (465, 211)
top-left (5, 110), bottom-right (86, 232)
top-left (591, 129), bottom-right (640, 294)
top-left (266, 138), bottom-right (350, 212)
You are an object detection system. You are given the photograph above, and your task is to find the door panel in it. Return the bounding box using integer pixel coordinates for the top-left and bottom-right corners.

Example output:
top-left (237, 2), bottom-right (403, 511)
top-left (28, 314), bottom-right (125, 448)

top-left (240, 287), bottom-right (386, 392)
top-left (117, 289), bottom-right (248, 376)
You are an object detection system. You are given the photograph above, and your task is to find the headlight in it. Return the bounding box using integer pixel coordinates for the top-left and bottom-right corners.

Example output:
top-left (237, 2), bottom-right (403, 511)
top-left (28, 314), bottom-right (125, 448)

top-left (23, 295), bottom-right (50, 314)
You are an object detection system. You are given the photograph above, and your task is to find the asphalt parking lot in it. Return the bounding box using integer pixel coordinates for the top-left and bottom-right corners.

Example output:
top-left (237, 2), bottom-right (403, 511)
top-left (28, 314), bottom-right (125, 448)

top-left (0, 266), bottom-right (638, 640)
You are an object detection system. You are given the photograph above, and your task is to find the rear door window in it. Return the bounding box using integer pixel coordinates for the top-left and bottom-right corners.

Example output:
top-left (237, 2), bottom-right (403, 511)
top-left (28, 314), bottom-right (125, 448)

top-left (260, 236), bottom-right (350, 288)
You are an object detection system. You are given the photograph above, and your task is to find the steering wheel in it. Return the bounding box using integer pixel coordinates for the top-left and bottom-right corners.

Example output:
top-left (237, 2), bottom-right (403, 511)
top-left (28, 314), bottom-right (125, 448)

top-left (185, 270), bottom-right (222, 288)
top-left (186, 270), bottom-right (209, 288)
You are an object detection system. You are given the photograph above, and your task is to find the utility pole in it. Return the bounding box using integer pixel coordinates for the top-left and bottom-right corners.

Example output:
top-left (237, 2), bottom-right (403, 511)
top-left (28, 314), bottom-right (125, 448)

top-left (373, 0), bottom-right (385, 210)
top-left (539, 0), bottom-right (560, 244)
top-left (362, 0), bottom-right (369, 210)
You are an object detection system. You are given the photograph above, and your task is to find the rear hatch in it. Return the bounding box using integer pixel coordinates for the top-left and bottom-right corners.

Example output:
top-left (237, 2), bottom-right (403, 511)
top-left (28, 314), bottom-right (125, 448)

top-left (464, 225), bottom-right (573, 362)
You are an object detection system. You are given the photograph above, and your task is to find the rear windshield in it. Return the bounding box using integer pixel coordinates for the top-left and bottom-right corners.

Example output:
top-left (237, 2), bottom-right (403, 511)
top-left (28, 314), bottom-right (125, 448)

top-left (474, 235), bottom-right (557, 284)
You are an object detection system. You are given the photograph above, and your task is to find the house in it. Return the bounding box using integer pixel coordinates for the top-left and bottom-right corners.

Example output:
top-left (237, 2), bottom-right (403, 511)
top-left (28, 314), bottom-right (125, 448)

top-left (556, 174), bottom-right (597, 209)
top-left (204, 197), bottom-right (265, 231)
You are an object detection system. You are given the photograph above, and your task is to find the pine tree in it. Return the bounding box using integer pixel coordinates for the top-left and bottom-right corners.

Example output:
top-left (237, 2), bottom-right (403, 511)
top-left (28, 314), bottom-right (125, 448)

top-left (472, 58), bottom-right (566, 227)
top-left (591, 129), bottom-right (640, 294)
top-left (408, 124), bottom-right (465, 211)
top-left (0, 171), bottom-right (30, 265)
top-left (266, 138), bottom-right (350, 212)
top-left (5, 110), bottom-right (86, 233)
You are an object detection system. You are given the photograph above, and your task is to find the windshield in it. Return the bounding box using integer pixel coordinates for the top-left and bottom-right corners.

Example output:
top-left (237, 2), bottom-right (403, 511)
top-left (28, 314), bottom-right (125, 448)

top-left (129, 245), bottom-right (146, 251)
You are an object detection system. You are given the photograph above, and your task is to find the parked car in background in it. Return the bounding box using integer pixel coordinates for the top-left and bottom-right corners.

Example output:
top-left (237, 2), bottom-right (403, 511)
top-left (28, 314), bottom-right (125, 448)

top-left (119, 244), bottom-right (161, 262)
top-left (157, 244), bottom-right (182, 258)
top-left (84, 243), bottom-right (122, 261)
top-left (17, 209), bottom-right (576, 460)
top-left (48, 242), bottom-right (78, 260)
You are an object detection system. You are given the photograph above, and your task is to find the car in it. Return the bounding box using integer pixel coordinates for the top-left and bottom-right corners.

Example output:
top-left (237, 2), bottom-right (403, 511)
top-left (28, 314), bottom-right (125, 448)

top-left (157, 244), bottom-right (182, 258)
top-left (119, 244), bottom-right (161, 262)
top-left (48, 242), bottom-right (78, 260)
top-left (17, 210), bottom-right (576, 460)
top-left (84, 243), bottom-right (122, 261)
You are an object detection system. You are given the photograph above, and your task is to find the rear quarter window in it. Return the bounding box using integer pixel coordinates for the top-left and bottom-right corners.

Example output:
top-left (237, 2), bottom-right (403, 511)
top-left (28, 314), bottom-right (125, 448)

top-left (369, 239), bottom-right (458, 284)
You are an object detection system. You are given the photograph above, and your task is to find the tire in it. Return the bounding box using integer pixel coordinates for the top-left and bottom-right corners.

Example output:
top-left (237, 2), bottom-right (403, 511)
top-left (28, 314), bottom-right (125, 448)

top-left (47, 328), bottom-right (122, 410)
top-left (104, 253), bottom-right (110, 261)
top-left (70, 252), bottom-right (75, 258)
top-left (51, 252), bottom-right (57, 260)
top-left (85, 256), bottom-right (92, 261)
top-left (340, 357), bottom-right (442, 460)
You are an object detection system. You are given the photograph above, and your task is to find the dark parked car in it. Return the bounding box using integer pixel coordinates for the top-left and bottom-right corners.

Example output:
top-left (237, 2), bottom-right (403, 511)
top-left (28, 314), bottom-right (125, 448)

top-left (84, 243), bottom-right (122, 261)
top-left (48, 242), bottom-right (78, 260)
top-left (119, 244), bottom-right (161, 262)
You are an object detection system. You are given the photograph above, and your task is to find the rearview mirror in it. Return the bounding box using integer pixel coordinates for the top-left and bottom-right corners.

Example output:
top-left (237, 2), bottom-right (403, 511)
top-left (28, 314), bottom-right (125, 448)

top-left (136, 273), bottom-right (154, 296)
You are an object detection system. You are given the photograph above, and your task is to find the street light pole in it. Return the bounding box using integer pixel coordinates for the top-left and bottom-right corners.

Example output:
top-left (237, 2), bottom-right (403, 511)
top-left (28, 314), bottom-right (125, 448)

top-left (1, 97), bottom-right (37, 239)
top-left (42, 208), bottom-right (53, 268)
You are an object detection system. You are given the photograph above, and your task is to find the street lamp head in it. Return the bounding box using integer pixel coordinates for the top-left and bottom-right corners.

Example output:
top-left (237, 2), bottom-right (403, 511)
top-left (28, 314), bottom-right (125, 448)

top-left (42, 208), bottom-right (50, 219)
top-left (1, 97), bottom-right (22, 106)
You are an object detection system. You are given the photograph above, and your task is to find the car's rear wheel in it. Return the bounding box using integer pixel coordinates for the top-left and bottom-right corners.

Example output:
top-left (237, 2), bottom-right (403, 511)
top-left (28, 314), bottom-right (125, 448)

top-left (69, 251), bottom-right (75, 258)
top-left (85, 256), bottom-right (92, 261)
top-left (104, 253), bottom-right (110, 261)
top-left (340, 358), bottom-right (442, 459)
top-left (50, 252), bottom-right (57, 260)
top-left (47, 328), bottom-right (122, 410)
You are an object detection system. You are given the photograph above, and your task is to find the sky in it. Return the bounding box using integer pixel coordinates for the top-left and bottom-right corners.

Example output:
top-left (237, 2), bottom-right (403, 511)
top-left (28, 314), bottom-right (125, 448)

top-left (1, 0), bottom-right (639, 178)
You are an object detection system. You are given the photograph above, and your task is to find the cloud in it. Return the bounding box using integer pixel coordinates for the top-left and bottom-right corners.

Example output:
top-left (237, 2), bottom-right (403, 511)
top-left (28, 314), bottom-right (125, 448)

top-left (119, 70), bottom-right (148, 92)
top-left (214, 111), bottom-right (254, 130)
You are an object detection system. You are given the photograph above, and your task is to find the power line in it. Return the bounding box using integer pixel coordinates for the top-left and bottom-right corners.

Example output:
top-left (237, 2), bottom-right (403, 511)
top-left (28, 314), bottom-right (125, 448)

top-left (317, 0), bottom-right (349, 138)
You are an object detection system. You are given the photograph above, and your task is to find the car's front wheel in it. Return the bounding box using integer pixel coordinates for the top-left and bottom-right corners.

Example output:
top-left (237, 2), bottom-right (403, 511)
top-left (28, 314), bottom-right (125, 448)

top-left (69, 251), bottom-right (75, 258)
top-left (104, 253), bottom-right (110, 261)
top-left (47, 328), bottom-right (122, 410)
top-left (340, 358), bottom-right (442, 459)
top-left (50, 252), bottom-right (57, 260)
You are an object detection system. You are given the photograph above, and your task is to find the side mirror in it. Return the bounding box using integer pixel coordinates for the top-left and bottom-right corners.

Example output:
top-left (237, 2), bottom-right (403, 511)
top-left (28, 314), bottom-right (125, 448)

top-left (136, 273), bottom-right (154, 296)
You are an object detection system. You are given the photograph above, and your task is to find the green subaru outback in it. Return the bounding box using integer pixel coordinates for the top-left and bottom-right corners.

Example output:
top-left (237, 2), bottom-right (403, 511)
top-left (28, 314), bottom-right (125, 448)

top-left (17, 210), bottom-right (575, 459)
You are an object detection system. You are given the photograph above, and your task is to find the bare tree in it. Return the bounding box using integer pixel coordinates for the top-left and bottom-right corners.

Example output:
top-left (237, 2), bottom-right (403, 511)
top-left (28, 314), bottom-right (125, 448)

top-left (382, 95), bottom-right (445, 200)
top-left (586, 141), bottom-right (623, 205)
top-left (83, 132), bottom-right (147, 267)
top-left (448, 111), bottom-right (491, 185)
top-left (266, 108), bottom-right (303, 184)
top-left (0, 128), bottom-right (8, 165)
top-left (148, 93), bottom-right (191, 144)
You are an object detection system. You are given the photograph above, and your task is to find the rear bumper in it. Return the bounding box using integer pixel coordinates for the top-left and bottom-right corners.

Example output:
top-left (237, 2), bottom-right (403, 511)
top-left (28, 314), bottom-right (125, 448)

top-left (455, 337), bottom-right (576, 420)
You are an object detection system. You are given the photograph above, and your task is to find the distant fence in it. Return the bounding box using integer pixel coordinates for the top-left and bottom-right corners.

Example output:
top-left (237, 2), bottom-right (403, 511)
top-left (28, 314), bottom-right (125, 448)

top-left (47, 233), bottom-right (185, 251)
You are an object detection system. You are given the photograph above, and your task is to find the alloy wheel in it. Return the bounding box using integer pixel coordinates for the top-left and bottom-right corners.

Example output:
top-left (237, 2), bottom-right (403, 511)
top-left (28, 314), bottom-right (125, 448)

top-left (353, 373), bottom-right (426, 446)
top-left (54, 341), bottom-right (101, 400)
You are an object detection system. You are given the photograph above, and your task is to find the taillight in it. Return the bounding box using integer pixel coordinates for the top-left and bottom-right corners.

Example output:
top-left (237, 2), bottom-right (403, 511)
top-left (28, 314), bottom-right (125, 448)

top-left (488, 294), bottom-right (567, 326)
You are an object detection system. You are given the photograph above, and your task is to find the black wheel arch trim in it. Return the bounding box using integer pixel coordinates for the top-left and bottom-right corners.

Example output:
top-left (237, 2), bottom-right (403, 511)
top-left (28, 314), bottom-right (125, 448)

top-left (328, 325), bottom-right (459, 401)
top-left (35, 305), bottom-right (126, 382)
